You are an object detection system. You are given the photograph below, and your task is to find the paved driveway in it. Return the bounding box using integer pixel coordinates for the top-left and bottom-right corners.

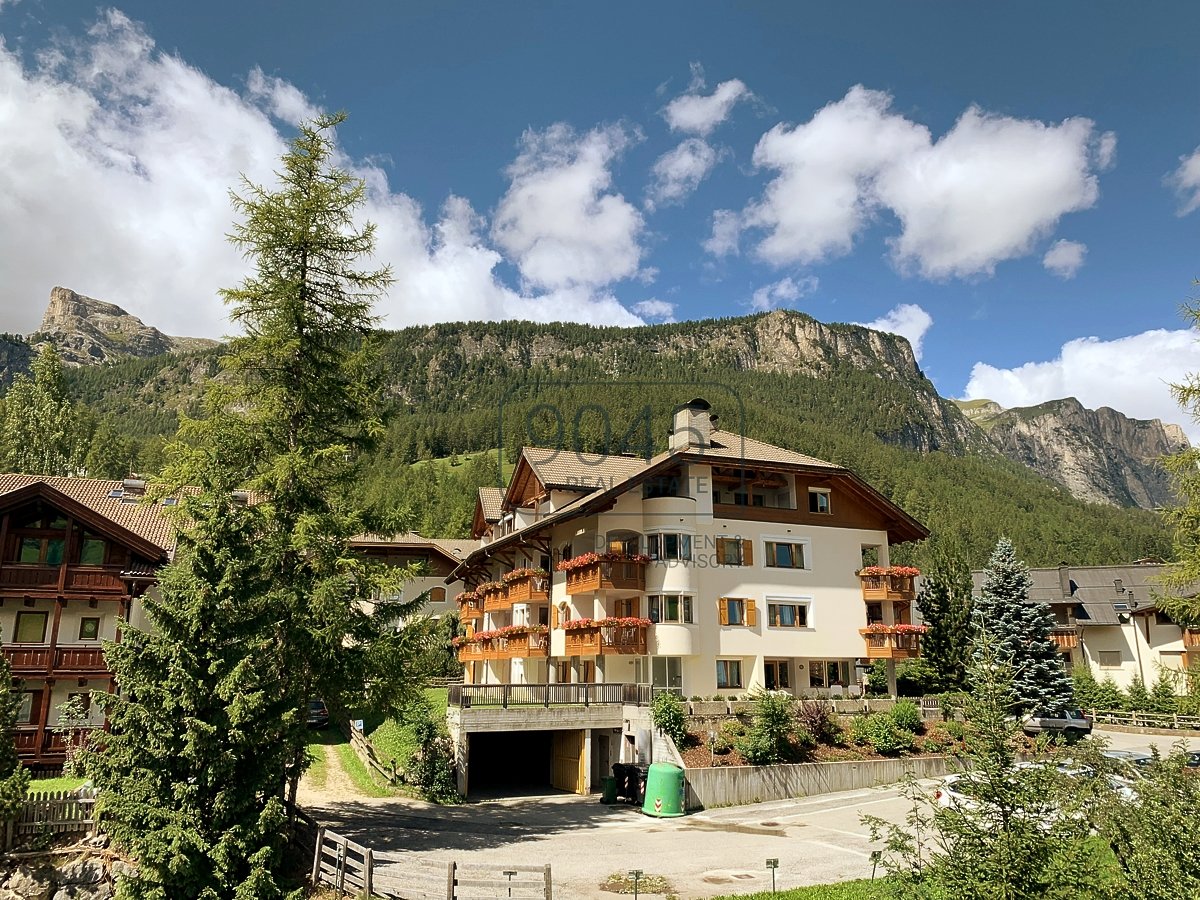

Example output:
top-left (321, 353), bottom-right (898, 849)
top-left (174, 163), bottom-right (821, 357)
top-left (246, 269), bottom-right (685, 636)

top-left (304, 728), bottom-right (1199, 899)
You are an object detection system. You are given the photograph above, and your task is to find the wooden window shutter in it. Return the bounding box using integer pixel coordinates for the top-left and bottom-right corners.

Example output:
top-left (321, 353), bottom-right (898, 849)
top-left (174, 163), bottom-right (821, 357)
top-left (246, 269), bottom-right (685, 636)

top-left (551, 605), bottom-right (559, 629)
top-left (718, 599), bottom-right (729, 626)
top-left (629, 596), bottom-right (640, 618)
top-left (715, 536), bottom-right (727, 563)
top-left (741, 540), bottom-right (753, 566)
top-left (746, 599), bottom-right (757, 627)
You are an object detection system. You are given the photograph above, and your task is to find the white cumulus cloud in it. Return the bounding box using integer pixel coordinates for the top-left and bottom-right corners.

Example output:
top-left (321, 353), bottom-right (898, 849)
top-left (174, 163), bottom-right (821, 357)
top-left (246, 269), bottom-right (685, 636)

top-left (646, 138), bottom-right (719, 210)
top-left (632, 298), bottom-right (676, 322)
top-left (491, 123), bottom-right (646, 293)
top-left (963, 328), bottom-right (1200, 442)
top-left (704, 209), bottom-right (742, 257)
top-left (662, 64), bottom-right (752, 136)
top-left (726, 85), bottom-right (1110, 280)
top-left (0, 13), bottom-right (646, 339)
top-left (1167, 146), bottom-right (1200, 215)
top-left (748, 276), bottom-right (818, 312)
top-left (1042, 239), bottom-right (1087, 279)
top-left (855, 303), bottom-right (934, 362)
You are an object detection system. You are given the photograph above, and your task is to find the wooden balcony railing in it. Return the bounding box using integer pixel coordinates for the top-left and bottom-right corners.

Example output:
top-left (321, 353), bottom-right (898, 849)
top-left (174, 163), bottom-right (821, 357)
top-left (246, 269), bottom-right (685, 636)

top-left (448, 682), bottom-right (652, 708)
top-left (3, 644), bottom-right (109, 674)
top-left (44, 726), bottom-right (102, 754)
top-left (54, 645), bottom-right (109, 672)
top-left (505, 575), bottom-right (549, 604)
top-left (0, 565), bottom-right (128, 594)
top-left (458, 601), bottom-right (483, 623)
top-left (1183, 628), bottom-right (1200, 649)
top-left (860, 627), bottom-right (922, 660)
top-left (2, 645), bottom-right (53, 672)
top-left (12, 728), bottom-right (38, 752)
top-left (481, 586), bottom-right (511, 613)
top-left (1049, 626), bottom-right (1080, 651)
top-left (506, 630), bottom-right (550, 658)
top-left (859, 574), bottom-right (917, 602)
top-left (562, 623), bottom-right (648, 656)
top-left (565, 561), bottom-right (646, 596)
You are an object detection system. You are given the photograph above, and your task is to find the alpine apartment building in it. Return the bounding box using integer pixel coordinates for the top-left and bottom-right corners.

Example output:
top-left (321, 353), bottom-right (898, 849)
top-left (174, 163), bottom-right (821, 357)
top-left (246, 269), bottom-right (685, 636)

top-left (450, 400), bottom-right (929, 700)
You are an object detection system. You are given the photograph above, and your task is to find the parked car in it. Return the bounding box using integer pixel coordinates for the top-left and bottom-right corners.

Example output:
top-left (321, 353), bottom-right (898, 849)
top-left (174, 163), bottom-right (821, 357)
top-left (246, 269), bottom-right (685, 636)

top-left (1021, 709), bottom-right (1093, 740)
top-left (306, 698), bottom-right (330, 729)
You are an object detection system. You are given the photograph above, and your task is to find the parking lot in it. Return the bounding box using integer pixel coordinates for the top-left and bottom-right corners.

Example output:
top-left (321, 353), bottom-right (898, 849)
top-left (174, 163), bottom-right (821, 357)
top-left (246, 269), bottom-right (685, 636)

top-left (304, 729), bottom-right (1200, 899)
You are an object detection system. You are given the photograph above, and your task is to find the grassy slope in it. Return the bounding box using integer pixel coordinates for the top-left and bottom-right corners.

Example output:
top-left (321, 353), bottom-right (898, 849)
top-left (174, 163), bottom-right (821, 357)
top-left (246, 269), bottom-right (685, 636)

top-left (365, 687), bottom-right (449, 771)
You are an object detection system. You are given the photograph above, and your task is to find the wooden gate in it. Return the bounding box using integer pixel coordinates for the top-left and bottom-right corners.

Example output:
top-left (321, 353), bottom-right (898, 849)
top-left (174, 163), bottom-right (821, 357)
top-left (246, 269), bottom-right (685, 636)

top-left (550, 729), bottom-right (585, 794)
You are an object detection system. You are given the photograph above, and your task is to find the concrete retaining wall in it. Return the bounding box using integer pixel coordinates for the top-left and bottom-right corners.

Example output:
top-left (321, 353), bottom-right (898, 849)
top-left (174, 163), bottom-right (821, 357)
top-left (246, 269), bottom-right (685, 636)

top-left (683, 755), bottom-right (957, 810)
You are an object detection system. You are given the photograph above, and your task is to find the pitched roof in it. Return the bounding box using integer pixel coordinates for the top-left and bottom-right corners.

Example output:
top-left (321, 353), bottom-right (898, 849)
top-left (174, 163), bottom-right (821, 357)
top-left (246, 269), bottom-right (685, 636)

top-left (701, 430), bottom-right (839, 470)
top-left (350, 532), bottom-right (477, 567)
top-left (971, 562), bottom-right (1183, 614)
top-left (519, 447), bottom-right (650, 491)
top-left (477, 487), bottom-right (505, 523)
top-left (0, 474), bottom-right (176, 554)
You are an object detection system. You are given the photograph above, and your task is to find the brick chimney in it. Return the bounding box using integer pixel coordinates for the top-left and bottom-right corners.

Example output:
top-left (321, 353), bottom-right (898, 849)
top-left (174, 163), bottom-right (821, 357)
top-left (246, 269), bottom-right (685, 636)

top-left (671, 398), bottom-right (714, 451)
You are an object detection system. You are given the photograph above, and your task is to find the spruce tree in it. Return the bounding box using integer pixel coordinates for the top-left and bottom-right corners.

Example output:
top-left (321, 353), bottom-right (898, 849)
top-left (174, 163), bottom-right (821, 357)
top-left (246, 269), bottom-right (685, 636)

top-left (89, 113), bottom-right (439, 899)
top-left (915, 543), bottom-right (974, 691)
top-left (1161, 297), bottom-right (1200, 623)
top-left (1, 346), bottom-right (86, 475)
top-left (971, 538), bottom-right (1073, 714)
top-left (0, 627), bottom-right (29, 822)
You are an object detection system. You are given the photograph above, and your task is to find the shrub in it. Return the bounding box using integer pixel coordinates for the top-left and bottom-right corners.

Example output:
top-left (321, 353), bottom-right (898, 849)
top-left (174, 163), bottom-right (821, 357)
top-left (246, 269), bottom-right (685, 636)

top-left (689, 695), bottom-right (703, 702)
top-left (796, 700), bottom-right (842, 744)
top-left (851, 713), bottom-right (913, 756)
top-left (740, 690), bottom-right (797, 765)
top-left (407, 709), bottom-right (458, 802)
top-left (712, 735), bottom-right (732, 755)
top-left (720, 718), bottom-right (747, 738)
top-left (1149, 671), bottom-right (1179, 714)
top-left (938, 691), bottom-right (968, 721)
top-left (897, 658), bottom-right (940, 696)
top-left (945, 720), bottom-right (967, 742)
top-left (710, 694), bottom-right (724, 702)
top-left (1096, 676), bottom-right (1126, 711)
top-left (651, 691), bottom-right (688, 750)
top-left (889, 700), bottom-right (923, 733)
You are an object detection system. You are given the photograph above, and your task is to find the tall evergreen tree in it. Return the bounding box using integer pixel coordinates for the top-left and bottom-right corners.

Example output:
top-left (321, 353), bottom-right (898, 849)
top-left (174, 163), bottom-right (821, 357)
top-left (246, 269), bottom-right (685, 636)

top-left (971, 538), bottom-right (1073, 714)
top-left (1160, 297), bottom-right (1200, 623)
top-left (0, 627), bottom-right (29, 822)
top-left (90, 113), bottom-right (439, 899)
top-left (915, 543), bottom-right (974, 691)
top-left (1, 346), bottom-right (85, 475)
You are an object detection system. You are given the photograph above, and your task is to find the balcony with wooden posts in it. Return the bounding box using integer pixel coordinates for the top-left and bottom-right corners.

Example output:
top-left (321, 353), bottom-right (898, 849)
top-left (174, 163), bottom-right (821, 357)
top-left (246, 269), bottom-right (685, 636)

top-left (559, 554), bottom-right (648, 596)
top-left (562, 618), bottom-right (650, 656)
top-left (503, 569), bottom-right (550, 604)
top-left (3, 644), bottom-right (110, 676)
top-left (505, 628), bottom-right (550, 658)
top-left (858, 567), bottom-right (920, 602)
top-left (1050, 626), bottom-right (1080, 651)
top-left (0, 564), bottom-right (129, 595)
top-left (479, 581), bottom-right (510, 613)
top-left (860, 625), bottom-right (923, 660)
top-left (456, 637), bottom-right (496, 663)
top-left (457, 592), bottom-right (483, 623)
top-left (1184, 628), bottom-right (1200, 649)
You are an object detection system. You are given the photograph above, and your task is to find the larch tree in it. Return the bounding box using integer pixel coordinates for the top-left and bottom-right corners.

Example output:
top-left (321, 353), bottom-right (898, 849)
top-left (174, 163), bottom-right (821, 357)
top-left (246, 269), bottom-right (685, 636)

top-left (1160, 297), bottom-right (1200, 624)
top-left (89, 113), bottom-right (439, 900)
top-left (971, 538), bottom-right (1073, 714)
top-left (915, 542), bottom-right (974, 691)
top-left (1, 345), bottom-right (86, 476)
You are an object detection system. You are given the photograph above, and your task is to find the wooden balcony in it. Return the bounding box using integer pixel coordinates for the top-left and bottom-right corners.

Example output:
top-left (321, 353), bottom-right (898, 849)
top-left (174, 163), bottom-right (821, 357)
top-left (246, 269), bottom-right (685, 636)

top-left (506, 630), bottom-right (550, 658)
top-left (456, 639), bottom-right (492, 663)
top-left (565, 561), bottom-right (646, 596)
top-left (458, 600), bottom-right (483, 623)
top-left (562, 623), bottom-right (648, 656)
top-left (44, 727), bottom-right (101, 754)
top-left (481, 585), bottom-right (510, 613)
top-left (1050, 626), bottom-right (1080, 651)
top-left (54, 645), bottom-right (108, 673)
top-left (3, 645), bottom-right (52, 672)
top-left (3, 644), bottom-right (109, 675)
top-left (505, 574), bottom-right (549, 604)
top-left (0, 565), bottom-right (128, 595)
top-left (1183, 628), bottom-right (1200, 649)
top-left (859, 574), bottom-right (917, 602)
top-left (12, 728), bottom-right (38, 753)
top-left (860, 628), bottom-right (922, 660)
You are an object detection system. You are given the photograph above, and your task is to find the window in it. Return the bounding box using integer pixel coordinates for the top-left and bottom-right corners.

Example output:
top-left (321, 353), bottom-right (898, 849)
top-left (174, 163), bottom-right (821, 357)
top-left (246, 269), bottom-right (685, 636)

top-left (17, 536), bottom-right (65, 565)
top-left (808, 660), bottom-right (852, 689)
top-left (715, 537), bottom-right (753, 566)
top-left (1155, 611), bottom-right (1174, 626)
top-left (1097, 650), bottom-right (1122, 668)
top-left (78, 617), bottom-right (101, 641)
top-left (648, 595), bottom-right (693, 624)
top-left (79, 534), bottom-right (106, 566)
top-left (14, 611), bottom-right (47, 643)
top-left (615, 597), bottom-right (641, 618)
top-left (765, 660), bottom-right (790, 690)
top-left (716, 659), bottom-right (743, 689)
top-left (608, 533), bottom-right (641, 555)
top-left (428, 587), bottom-right (446, 604)
top-left (718, 597), bottom-right (757, 627)
top-left (14, 692), bottom-right (33, 725)
top-left (652, 656), bottom-right (683, 689)
top-left (808, 489), bottom-right (831, 514)
top-left (646, 533), bottom-right (691, 561)
top-left (767, 601), bottom-right (809, 628)
top-left (732, 492), bottom-right (765, 507)
top-left (765, 540), bottom-right (807, 569)
top-left (866, 602), bottom-right (883, 625)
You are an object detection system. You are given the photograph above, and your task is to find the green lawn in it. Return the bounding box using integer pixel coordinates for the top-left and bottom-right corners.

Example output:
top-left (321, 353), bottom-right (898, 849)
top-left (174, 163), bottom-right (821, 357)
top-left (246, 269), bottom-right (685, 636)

top-left (714, 879), bottom-right (886, 900)
top-left (27, 776), bottom-right (87, 795)
top-left (363, 687), bottom-right (449, 772)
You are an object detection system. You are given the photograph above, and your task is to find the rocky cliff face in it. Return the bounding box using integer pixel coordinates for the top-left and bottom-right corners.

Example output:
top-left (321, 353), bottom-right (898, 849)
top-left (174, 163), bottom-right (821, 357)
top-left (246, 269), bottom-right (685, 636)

top-left (28, 286), bottom-right (216, 367)
top-left (957, 396), bottom-right (1189, 509)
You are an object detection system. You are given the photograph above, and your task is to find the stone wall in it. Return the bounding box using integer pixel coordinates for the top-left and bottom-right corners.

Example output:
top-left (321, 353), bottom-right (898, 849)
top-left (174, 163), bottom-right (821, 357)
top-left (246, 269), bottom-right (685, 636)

top-left (0, 841), bottom-right (133, 900)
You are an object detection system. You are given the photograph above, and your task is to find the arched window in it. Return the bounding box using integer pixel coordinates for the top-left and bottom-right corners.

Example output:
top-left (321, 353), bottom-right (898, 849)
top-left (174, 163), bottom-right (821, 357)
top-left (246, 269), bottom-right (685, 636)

top-left (429, 587), bottom-right (446, 604)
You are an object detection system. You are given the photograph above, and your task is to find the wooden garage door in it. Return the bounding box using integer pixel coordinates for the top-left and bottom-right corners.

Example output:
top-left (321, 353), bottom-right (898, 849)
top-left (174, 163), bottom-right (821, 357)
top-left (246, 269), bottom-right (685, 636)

top-left (550, 730), bottom-right (585, 794)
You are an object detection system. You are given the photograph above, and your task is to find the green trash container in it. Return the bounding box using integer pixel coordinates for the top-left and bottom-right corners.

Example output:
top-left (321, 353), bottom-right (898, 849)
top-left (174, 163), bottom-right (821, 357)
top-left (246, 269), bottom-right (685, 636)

top-left (600, 775), bottom-right (617, 804)
top-left (640, 762), bottom-right (686, 817)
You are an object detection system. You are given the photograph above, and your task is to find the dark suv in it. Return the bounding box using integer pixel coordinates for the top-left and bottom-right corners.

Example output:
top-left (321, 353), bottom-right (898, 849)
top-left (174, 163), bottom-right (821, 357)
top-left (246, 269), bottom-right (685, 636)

top-left (306, 698), bottom-right (330, 729)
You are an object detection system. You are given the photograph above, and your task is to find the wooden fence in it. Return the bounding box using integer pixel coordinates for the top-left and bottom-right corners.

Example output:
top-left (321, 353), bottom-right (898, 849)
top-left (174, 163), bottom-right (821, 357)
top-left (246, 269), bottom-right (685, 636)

top-left (312, 827), bottom-right (552, 899)
top-left (6, 788), bottom-right (97, 849)
top-left (347, 724), bottom-right (401, 786)
top-left (1090, 709), bottom-right (1200, 731)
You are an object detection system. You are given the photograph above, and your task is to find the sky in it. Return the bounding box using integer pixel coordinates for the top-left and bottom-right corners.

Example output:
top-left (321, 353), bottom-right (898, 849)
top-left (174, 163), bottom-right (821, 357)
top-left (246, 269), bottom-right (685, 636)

top-left (1, 2), bottom-right (1200, 437)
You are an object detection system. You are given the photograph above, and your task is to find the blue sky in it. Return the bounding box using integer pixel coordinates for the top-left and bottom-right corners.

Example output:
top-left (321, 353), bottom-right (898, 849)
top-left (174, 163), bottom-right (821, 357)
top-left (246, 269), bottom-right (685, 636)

top-left (2, 1), bottom-right (1199, 435)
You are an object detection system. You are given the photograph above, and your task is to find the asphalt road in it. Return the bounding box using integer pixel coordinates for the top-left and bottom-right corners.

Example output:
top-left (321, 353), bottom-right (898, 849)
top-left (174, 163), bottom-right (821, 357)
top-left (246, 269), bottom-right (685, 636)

top-left (308, 729), bottom-right (1200, 899)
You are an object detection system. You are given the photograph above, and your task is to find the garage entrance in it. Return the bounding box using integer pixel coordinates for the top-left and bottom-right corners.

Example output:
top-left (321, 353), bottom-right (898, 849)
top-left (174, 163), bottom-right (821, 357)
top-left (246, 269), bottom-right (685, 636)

top-left (467, 730), bottom-right (556, 797)
top-left (551, 730), bottom-right (586, 794)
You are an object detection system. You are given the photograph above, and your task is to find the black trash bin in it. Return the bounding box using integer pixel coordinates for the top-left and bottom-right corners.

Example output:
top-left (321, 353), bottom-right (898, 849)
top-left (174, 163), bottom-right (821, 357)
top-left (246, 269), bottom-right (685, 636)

top-left (625, 765), bottom-right (646, 805)
top-left (611, 763), bottom-right (629, 802)
top-left (635, 766), bottom-right (648, 804)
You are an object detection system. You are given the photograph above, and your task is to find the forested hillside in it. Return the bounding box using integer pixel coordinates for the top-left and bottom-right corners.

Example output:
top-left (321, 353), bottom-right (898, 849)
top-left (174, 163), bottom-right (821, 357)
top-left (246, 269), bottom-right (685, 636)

top-left (49, 311), bottom-right (1173, 570)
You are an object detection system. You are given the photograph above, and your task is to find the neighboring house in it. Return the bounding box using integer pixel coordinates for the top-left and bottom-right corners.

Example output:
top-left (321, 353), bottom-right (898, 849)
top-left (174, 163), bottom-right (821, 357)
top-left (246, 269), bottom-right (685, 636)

top-left (0, 476), bottom-right (465, 770)
top-left (970, 560), bottom-right (1195, 691)
top-left (351, 532), bottom-right (473, 619)
top-left (0, 475), bottom-right (172, 769)
top-left (445, 399), bottom-right (927, 796)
